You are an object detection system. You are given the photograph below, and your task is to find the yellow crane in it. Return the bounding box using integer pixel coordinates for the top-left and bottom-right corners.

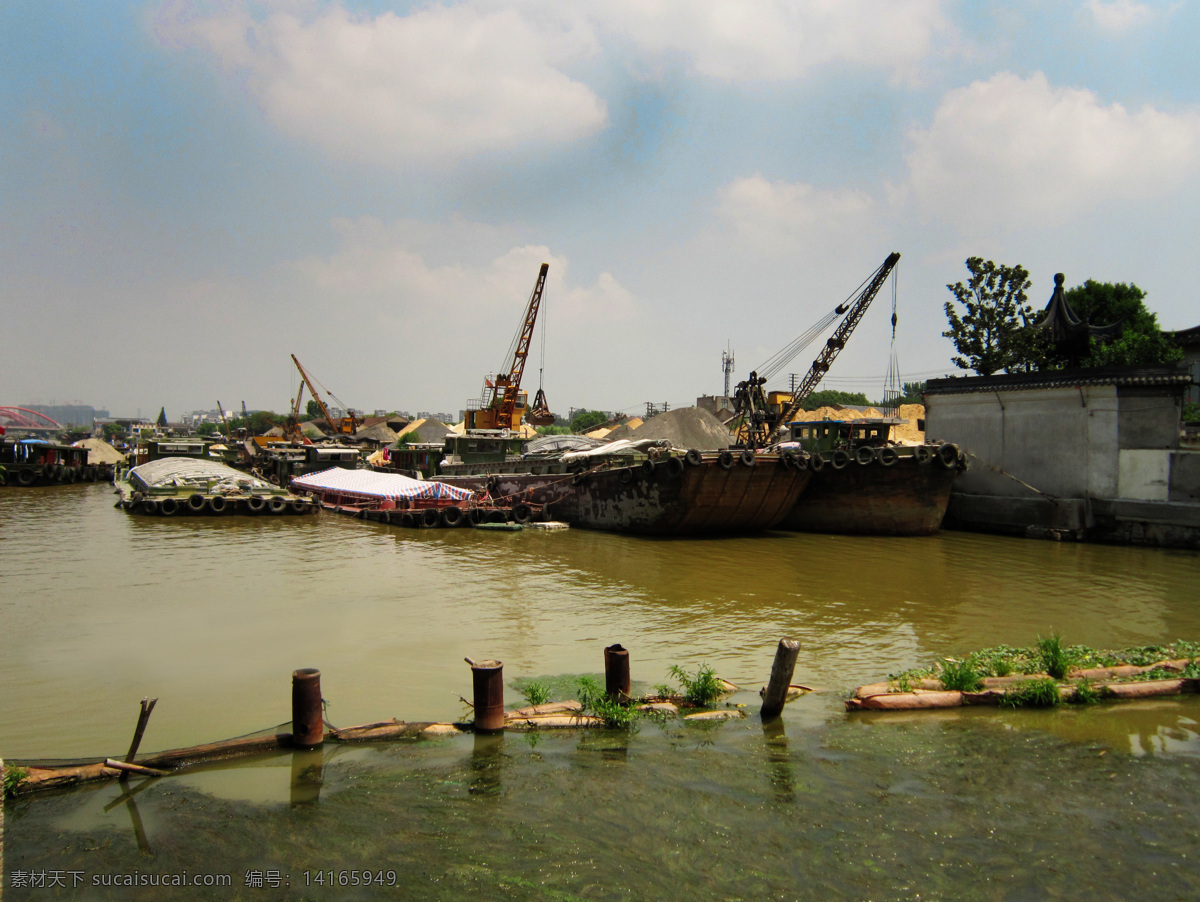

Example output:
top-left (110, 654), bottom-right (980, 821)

top-left (290, 355), bottom-right (359, 437)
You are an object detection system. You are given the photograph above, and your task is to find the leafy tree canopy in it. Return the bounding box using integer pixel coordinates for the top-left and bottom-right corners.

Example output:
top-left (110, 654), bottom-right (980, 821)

top-left (799, 389), bottom-right (873, 410)
top-left (570, 410), bottom-right (609, 433)
top-left (306, 399), bottom-right (322, 419)
top-left (897, 381), bottom-right (925, 405)
top-left (1062, 280), bottom-right (1182, 368)
top-left (944, 258), bottom-right (1045, 376)
top-left (156, 406), bottom-right (168, 427)
top-left (196, 423), bottom-right (220, 436)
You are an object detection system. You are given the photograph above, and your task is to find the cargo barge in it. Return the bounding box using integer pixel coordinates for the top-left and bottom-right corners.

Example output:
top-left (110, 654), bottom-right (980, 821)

top-left (1, 438), bottom-right (107, 486)
top-left (776, 418), bottom-right (964, 535)
top-left (114, 458), bottom-right (317, 516)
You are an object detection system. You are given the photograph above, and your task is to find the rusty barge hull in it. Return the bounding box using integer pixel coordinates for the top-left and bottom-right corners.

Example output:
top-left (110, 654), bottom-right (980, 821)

top-left (778, 456), bottom-right (956, 536)
top-left (545, 453), bottom-right (809, 536)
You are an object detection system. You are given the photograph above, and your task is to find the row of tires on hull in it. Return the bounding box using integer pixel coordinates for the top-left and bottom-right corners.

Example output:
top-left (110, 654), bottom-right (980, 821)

top-left (810, 442), bottom-right (963, 473)
top-left (367, 503), bottom-right (538, 529)
top-left (119, 493), bottom-right (317, 516)
top-left (5, 464), bottom-right (110, 486)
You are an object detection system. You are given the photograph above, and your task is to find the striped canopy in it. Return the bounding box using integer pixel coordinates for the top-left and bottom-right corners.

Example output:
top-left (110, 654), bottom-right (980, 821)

top-left (292, 467), bottom-right (474, 501)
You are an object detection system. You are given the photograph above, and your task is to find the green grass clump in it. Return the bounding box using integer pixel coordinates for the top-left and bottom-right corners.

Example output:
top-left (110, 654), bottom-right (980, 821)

top-left (576, 676), bottom-right (639, 729)
top-left (668, 664), bottom-right (725, 708)
top-left (1001, 678), bottom-right (1061, 709)
top-left (4, 765), bottom-right (29, 799)
top-left (1038, 633), bottom-right (1072, 679)
top-left (938, 659), bottom-right (983, 692)
top-left (521, 680), bottom-right (552, 707)
top-left (1067, 678), bottom-right (1110, 705)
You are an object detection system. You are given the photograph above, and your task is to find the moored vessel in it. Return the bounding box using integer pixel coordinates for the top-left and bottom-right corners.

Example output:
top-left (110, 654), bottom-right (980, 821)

top-left (776, 418), bottom-right (964, 535)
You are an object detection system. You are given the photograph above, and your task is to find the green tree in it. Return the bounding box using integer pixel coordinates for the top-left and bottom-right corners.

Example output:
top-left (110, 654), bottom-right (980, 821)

top-left (1063, 280), bottom-right (1183, 368)
top-left (799, 390), bottom-right (873, 410)
top-left (570, 410), bottom-right (609, 433)
top-left (897, 381), bottom-right (925, 405)
top-left (156, 406), bottom-right (168, 428)
top-left (196, 423), bottom-right (220, 437)
top-left (102, 423), bottom-right (125, 442)
top-left (306, 399), bottom-right (322, 419)
top-left (944, 258), bottom-right (1044, 376)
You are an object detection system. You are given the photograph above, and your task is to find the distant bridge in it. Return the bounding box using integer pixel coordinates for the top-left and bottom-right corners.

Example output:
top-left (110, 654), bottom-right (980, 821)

top-left (0, 407), bottom-right (63, 434)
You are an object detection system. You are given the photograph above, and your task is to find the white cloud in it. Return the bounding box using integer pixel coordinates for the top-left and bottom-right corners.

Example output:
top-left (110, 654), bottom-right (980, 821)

top-left (1084, 0), bottom-right (1157, 32)
top-left (293, 217), bottom-right (635, 336)
top-left (152, 1), bottom-right (607, 168)
top-left (587, 0), bottom-right (953, 82)
top-left (903, 71), bottom-right (1200, 230)
top-left (715, 175), bottom-right (879, 253)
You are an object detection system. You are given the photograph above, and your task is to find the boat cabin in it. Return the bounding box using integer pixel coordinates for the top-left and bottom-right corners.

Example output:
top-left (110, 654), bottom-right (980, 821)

top-left (787, 418), bottom-right (901, 455)
top-left (136, 438), bottom-right (210, 465)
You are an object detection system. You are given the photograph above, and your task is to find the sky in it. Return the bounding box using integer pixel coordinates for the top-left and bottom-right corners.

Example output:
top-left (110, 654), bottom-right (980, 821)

top-left (3, 0), bottom-right (1198, 421)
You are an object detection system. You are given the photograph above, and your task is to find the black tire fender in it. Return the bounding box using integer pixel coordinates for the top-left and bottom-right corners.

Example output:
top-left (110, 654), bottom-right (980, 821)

top-left (830, 450), bottom-right (850, 470)
top-left (937, 443), bottom-right (959, 468)
top-left (855, 446), bottom-right (876, 466)
top-left (878, 447), bottom-right (898, 467)
top-left (684, 449), bottom-right (703, 466)
top-left (739, 450), bottom-right (756, 467)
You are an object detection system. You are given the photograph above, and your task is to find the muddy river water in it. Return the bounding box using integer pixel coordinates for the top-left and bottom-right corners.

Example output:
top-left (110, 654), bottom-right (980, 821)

top-left (3, 482), bottom-right (1199, 899)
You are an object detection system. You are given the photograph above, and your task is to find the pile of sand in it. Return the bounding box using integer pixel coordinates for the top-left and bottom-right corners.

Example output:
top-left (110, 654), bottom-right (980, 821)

top-left (72, 438), bottom-right (127, 465)
top-left (604, 407), bottom-right (733, 450)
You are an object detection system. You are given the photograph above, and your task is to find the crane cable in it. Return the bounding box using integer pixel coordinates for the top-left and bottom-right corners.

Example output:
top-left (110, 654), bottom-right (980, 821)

top-left (753, 264), bottom-right (883, 385)
top-left (883, 269), bottom-right (902, 406)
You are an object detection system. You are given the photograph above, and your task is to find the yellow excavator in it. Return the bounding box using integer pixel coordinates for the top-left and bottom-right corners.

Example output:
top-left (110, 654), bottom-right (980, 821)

top-left (465, 263), bottom-right (556, 432)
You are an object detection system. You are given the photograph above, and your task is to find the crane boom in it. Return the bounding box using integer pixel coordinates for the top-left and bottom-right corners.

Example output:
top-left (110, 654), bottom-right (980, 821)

top-left (466, 263), bottom-right (549, 432)
top-left (291, 354), bottom-right (357, 436)
top-left (734, 252), bottom-right (900, 449)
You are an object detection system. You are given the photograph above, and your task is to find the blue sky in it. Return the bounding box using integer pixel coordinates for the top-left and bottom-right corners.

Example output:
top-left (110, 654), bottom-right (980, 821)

top-left (3, 0), bottom-right (1198, 419)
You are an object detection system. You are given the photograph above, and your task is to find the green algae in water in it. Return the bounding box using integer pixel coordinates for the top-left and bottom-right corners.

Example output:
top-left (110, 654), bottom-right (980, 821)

top-left (7, 705), bottom-right (1200, 901)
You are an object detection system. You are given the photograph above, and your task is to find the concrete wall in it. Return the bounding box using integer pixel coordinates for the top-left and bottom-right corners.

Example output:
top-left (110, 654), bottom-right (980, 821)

top-left (926, 384), bottom-right (1119, 500)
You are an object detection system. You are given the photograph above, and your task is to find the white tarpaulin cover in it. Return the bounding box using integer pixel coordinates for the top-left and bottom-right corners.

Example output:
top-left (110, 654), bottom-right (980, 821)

top-left (292, 467), bottom-right (474, 501)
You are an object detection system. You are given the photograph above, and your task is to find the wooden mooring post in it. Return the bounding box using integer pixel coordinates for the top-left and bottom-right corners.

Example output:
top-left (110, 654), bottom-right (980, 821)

top-left (760, 639), bottom-right (801, 719)
top-left (604, 643), bottom-right (631, 700)
top-left (123, 697), bottom-right (158, 768)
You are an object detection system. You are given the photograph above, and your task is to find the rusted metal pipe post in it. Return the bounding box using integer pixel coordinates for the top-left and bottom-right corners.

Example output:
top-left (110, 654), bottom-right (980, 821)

top-left (604, 643), bottom-right (631, 700)
top-left (468, 658), bottom-right (505, 732)
top-left (760, 639), bottom-right (801, 720)
top-left (291, 668), bottom-right (324, 748)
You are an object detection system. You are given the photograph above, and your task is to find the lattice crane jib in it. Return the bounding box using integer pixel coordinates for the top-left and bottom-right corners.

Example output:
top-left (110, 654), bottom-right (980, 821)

top-left (767, 252), bottom-right (900, 444)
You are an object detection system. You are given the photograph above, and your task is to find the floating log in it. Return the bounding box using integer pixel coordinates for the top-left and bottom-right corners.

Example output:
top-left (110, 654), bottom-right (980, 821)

top-left (104, 758), bottom-right (169, 777)
top-left (506, 714), bottom-right (604, 730)
top-left (506, 701), bottom-right (583, 719)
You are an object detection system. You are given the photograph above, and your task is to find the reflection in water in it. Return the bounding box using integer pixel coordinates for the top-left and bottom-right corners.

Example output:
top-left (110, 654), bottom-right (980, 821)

top-left (469, 731), bottom-right (505, 796)
top-left (761, 717), bottom-right (795, 802)
top-left (289, 747), bottom-right (325, 806)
